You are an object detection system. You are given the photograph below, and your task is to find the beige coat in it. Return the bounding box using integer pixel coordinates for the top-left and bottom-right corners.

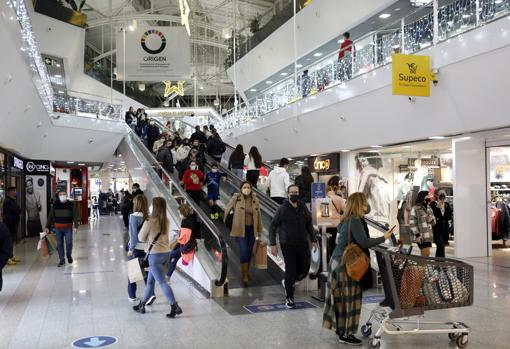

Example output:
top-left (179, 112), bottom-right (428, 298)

top-left (224, 193), bottom-right (262, 238)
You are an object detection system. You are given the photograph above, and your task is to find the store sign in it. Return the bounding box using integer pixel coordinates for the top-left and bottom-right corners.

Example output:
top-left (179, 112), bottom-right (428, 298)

top-left (25, 160), bottom-right (51, 175)
top-left (308, 154), bottom-right (339, 173)
top-left (13, 157), bottom-right (24, 170)
top-left (408, 158), bottom-right (440, 167)
top-left (392, 54), bottom-right (430, 97)
top-left (116, 27), bottom-right (191, 81)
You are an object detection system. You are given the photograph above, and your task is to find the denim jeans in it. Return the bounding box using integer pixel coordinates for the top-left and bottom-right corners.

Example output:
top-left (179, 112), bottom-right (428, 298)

top-left (237, 226), bottom-right (255, 264)
top-left (231, 168), bottom-right (244, 180)
top-left (127, 249), bottom-right (154, 299)
top-left (54, 227), bottom-right (73, 263)
top-left (166, 248), bottom-right (182, 279)
top-left (141, 252), bottom-right (176, 305)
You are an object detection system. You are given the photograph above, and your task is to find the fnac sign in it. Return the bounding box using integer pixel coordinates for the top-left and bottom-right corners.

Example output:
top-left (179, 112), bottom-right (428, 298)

top-left (308, 154), bottom-right (339, 174)
top-left (392, 54), bottom-right (430, 97)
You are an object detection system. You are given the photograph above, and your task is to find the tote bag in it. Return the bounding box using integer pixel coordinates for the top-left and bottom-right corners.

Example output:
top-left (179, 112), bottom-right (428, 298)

top-left (252, 240), bottom-right (267, 269)
top-left (127, 258), bottom-right (144, 283)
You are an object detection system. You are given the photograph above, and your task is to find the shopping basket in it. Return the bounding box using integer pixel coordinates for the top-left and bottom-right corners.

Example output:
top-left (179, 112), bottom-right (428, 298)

top-left (362, 246), bottom-right (474, 349)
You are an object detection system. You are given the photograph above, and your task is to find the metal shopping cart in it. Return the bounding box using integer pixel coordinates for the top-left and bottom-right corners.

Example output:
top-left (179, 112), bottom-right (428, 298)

top-left (362, 246), bottom-right (474, 349)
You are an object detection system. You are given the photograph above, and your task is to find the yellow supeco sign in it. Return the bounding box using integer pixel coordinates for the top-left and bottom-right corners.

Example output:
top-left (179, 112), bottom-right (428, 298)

top-left (392, 54), bottom-right (430, 97)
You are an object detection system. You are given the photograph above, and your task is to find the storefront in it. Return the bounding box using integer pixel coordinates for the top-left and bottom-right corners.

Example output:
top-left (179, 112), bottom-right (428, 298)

top-left (23, 160), bottom-right (53, 237)
top-left (488, 146), bottom-right (510, 252)
top-left (0, 149), bottom-right (26, 241)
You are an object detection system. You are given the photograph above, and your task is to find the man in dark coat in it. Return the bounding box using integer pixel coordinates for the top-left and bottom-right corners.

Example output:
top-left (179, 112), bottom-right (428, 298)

top-left (189, 126), bottom-right (207, 147)
top-left (2, 187), bottom-right (20, 264)
top-left (0, 208), bottom-right (13, 291)
top-left (146, 119), bottom-right (161, 152)
top-left (156, 140), bottom-right (175, 175)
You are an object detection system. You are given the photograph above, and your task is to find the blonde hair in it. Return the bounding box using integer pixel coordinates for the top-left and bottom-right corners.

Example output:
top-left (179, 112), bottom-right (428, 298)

top-left (340, 192), bottom-right (368, 223)
top-left (133, 195), bottom-right (149, 221)
top-left (178, 203), bottom-right (193, 218)
top-left (151, 197), bottom-right (168, 235)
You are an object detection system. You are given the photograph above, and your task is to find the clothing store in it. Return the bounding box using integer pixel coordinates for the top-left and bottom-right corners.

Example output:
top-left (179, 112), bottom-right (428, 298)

top-left (0, 150), bottom-right (26, 242)
top-left (488, 146), bottom-right (510, 250)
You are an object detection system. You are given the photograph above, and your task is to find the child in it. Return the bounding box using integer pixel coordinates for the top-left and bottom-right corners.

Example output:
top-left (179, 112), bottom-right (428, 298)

top-left (167, 204), bottom-right (197, 279)
top-left (205, 163), bottom-right (227, 219)
top-left (182, 161), bottom-right (204, 205)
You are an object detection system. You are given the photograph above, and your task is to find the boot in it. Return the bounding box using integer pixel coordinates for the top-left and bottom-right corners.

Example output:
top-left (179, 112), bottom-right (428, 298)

top-left (241, 262), bottom-right (249, 287)
top-left (166, 303), bottom-right (183, 318)
top-left (7, 258), bottom-right (17, 266)
top-left (133, 301), bottom-right (146, 314)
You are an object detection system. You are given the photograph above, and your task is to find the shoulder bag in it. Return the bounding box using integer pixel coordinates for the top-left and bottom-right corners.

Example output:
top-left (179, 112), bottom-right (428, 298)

top-left (225, 194), bottom-right (239, 229)
top-left (342, 221), bottom-right (370, 282)
top-left (140, 229), bottom-right (163, 270)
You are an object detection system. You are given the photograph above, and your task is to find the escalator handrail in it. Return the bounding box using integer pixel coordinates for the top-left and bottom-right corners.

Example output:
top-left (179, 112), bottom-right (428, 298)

top-left (127, 130), bottom-right (228, 287)
top-left (364, 216), bottom-right (390, 233)
top-left (202, 153), bottom-right (280, 214)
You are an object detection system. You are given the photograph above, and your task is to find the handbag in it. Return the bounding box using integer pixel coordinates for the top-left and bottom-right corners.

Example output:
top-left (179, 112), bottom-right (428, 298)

top-left (225, 194), bottom-right (238, 230)
top-left (252, 239), bottom-right (267, 269)
top-left (399, 265), bottom-right (425, 308)
top-left (342, 221), bottom-right (370, 282)
top-left (127, 258), bottom-right (144, 283)
top-left (140, 230), bottom-right (162, 271)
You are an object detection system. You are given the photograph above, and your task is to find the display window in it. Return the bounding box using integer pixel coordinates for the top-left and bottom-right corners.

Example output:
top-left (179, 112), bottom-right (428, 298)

top-left (488, 147), bottom-right (510, 250)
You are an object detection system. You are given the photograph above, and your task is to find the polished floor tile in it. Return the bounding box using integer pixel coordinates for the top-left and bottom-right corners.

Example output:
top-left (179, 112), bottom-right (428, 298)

top-left (0, 215), bottom-right (509, 348)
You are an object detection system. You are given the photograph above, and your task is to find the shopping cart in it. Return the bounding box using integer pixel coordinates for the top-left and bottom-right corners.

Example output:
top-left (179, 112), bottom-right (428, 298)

top-left (362, 246), bottom-right (474, 349)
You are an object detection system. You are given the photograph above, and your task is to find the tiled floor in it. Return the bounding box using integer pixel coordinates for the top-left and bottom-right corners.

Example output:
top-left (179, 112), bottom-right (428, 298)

top-left (1, 216), bottom-right (509, 348)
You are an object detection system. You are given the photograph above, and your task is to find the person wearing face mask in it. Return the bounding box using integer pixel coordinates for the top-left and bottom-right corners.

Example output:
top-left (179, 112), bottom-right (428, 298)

top-left (266, 158), bottom-right (291, 205)
top-left (323, 192), bottom-right (393, 346)
top-left (146, 119), bottom-right (161, 152)
top-left (45, 191), bottom-right (79, 267)
top-left (132, 183), bottom-right (144, 198)
top-left (206, 131), bottom-right (227, 163)
top-left (189, 125), bottom-right (207, 148)
top-left (174, 139), bottom-right (191, 172)
top-left (430, 191), bottom-right (452, 257)
top-left (156, 140), bottom-right (174, 176)
top-left (269, 185), bottom-right (319, 309)
top-left (182, 161), bottom-right (205, 204)
top-left (205, 164), bottom-right (227, 220)
top-left (409, 190), bottom-right (436, 257)
top-left (224, 181), bottom-right (262, 287)
top-left (326, 176), bottom-right (346, 255)
top-left (180, 146), bottom-right (205, 179)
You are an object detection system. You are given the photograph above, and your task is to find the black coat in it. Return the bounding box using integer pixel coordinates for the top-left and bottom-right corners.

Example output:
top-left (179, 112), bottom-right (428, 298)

top-left (2, 197), bottom-right (20, 235)
top-left (156, 146), bottom-right (174, 174)
top-left (295, 175), bottom-right (312, 203)
top-left (0, 222), bottom-right (13, 266)
top-left (207, 138), bottom-right (226, 157)
top-left (147, 125), bottom-right (160, 145)
top-left (269, 200), bottom-right (317, 246)
top-left (228, 153), bottom-right (245, 170)
top-left (190, 131), bottom-right (207, 145)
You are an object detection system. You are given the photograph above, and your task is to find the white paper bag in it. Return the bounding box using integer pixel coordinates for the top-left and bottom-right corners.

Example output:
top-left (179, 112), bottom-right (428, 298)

top-left (127, 258), bottom-right (144, 283)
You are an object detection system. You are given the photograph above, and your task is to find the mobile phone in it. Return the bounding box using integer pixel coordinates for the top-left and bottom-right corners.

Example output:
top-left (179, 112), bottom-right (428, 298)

top-left (388, 225), bottom-right (398, 246)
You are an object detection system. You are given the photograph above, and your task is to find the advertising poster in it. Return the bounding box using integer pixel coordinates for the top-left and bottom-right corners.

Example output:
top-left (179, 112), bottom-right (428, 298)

top-left (25, 175), bottom-right (47, 237)
top-left (116, 26), bottom-right (191, 81)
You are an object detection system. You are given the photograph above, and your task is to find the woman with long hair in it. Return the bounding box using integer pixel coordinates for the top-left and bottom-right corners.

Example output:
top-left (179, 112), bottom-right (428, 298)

top-left (244, 146), bottom-right (263, 188)
top-left (326, 175), bottom-right (346, 254)
top-left (224, 181), bottom-right (262, 287)
top-left (127, 194), bottom-right (154, 302)
top-left (228, 144), bottom-right (245, 179)
top-left (323, 192), bottom-right (393, 345)
top-left (133, 197), bottom-right (183, 318)
top-left (295, 166), bottom-right (314, 204)
top-left (410, 190), bottom-right (436, 257)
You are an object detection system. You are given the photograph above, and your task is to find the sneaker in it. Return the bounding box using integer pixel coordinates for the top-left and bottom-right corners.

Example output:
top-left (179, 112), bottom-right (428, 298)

top-left (210, 213), bottom-right (215, 220)
top-left (67, 256), bottom-right (73, 264)
top-left (57, 261), bottom-right (65, 267)
top-left (338, 334), bottom-right (362, 346)
top-left (214, 213), bottom-right (219, 220)
top-left (128, 297), bottom-right (138, 302)
top-left (285, 298), bottom-right (296, 309)
top-left (146, 295), bottom-right (156, 306)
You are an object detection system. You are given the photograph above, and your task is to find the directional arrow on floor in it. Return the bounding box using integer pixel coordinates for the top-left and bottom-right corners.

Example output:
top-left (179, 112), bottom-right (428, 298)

top-left (72, 336), bottom-right (117, 348)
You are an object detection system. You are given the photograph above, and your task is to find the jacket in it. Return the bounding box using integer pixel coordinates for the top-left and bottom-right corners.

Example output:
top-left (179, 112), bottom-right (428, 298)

top-left (138, 220), bottom-right (171, 254)
top-left (228, 153), bottom-right (245, 170)
top-left (190, 130), bottom-right (207, 145)
top-left (3, 197), bottom-right (21, 234)
top-left (147, 125), bottom-right (160, 142)
top-left (156, 146), bottom-right (174, 173)
top-left (46, 200), bottom-right (79, 229)
top-left (224, 193), bottom-right (262, 238)
top-left (269, 200), bottom-right (317, 246)
top-left (177, 227), bottom-right (195, 264)
top-left (295, 175), bottom-right (311, 203)
top-left (174, 145), bottom-right (191, 162)
top-left (327, 191), bottom-right (346, 227)
top-left (152, 138), bottom-right (165, 153)
top-left (0, 222), bottom-right (13, 266)
top-left (207, 138), bottom-right (226, 157)
top-left (244, 155), bottom-right (260, 170)
top-left (183, 169), bottom-right (204, 191)
top-left (128, 212), bottom-right (147, 251)
top-left (409, 204), bottom-right (436, 243)
top-left (267, 166), bottom-right (290, 198)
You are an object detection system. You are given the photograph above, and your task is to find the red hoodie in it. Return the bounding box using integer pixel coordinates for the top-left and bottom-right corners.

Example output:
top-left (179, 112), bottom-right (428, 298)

top-left (183, 169), bottom-right (204, 191)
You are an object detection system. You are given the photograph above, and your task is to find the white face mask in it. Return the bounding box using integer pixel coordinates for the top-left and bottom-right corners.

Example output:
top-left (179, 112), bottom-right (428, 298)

top-left (59, 195), bottom-right (68, 203)
top-left (191, 165), bottom-right (198, 171)
top-left (242, 188), bottom-right (251, 196)
top-left (212, 168), bottom-right (218, 173)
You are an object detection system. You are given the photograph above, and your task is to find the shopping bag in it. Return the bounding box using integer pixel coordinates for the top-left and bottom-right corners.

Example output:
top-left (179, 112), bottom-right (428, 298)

top-left (127, 258), bottom-right (144, 283)
top-left (252, 240), bottom-right (267, 269)
top-left (38, 238), bottom-right (49, 258)
top-left (46, 233), bottom-right (57, 251)
top-left (46, 237), bottom-right (56, 255)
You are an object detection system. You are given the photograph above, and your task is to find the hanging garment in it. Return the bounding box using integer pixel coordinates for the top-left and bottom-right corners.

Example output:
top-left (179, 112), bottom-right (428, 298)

top-left (492, 206), bottom-right (501, 240)
top-left (496, 202), bottom-right (510, 240)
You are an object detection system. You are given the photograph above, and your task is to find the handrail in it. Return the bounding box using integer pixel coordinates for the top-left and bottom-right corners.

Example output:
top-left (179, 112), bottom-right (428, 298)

top-left (220, 0), bottom-right (510, 132)
top-left (128, 129), bottom-right (228, 287)
top-left (364, 216), bottom-right (390, 232)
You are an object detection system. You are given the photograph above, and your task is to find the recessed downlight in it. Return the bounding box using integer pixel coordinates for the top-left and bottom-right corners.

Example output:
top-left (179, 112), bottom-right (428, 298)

top-left (281, 72), bottom-right (288, 76)
top-left (313, 52), bottom-right (322, 57)
top-left (371, 145), bottom-right (383, 148)
top-left (379, 13), bottom-right (391, 19)
top-left (429, 136), bottom-right (446, 140)
top-left (250, 88), bottom-right (257, 92)
top-left (266, 81), bottom-right (273, 84)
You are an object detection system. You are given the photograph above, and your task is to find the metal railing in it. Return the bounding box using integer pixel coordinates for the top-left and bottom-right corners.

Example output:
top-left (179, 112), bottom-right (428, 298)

top-left (53, 93), bottom-right (123, 120)
top-left (220, 0), bottom-right (510, 132)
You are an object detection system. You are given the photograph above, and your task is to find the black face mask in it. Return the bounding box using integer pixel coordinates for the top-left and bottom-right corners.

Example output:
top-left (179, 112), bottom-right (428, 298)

top-left (289, 194), bottom-right (299, 203)
top-left (365, 204), bottom-right (371, 215)
top-left (439, 195), bottom-right (446, 201)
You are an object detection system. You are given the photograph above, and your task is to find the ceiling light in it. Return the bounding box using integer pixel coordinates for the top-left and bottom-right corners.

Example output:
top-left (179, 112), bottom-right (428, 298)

top-left (495, 0), bottom-right (502, 3)
top-left (199, 86), bottom-right (204, 90)
top-left (67, 161), bottom-right (75, 164)
top-left (296, 64), bottom-right (303, 68)
top-left (250, 88), bottom-right (257, 92)
top-left (128, 25), bottom-right (135, 31)
top-left (55, 74), bottom-right (62, 78)
top-left (58, 90), bottom-right (64, 94)
top-left (56, 63), bottom-right (61, 67)
top-left (394, 7), bottom-right (401, 11)
top-left (371, 145), bottom-right (383, 148)
top-left (429, 136), bottom-right (446, 140)
top-left (379, 13), bottom-right (391, 19)
top-left (310, 153), bottom-right (320, 156)
top-left (281, 72), bottom-right (288, 76)
top-left (78, 163), bottom-right (85, 166)
top-left (402, 145), bottom-right (411, 149)
top-left (266, 81), bottom-right (272, 84)
top-left (462, 14), bottom-right (470, 18)
top-left (313, 52), bottom-right (322, 57)
top-left (341, 150), bottom-right (350, 153)
top-left (288, 158), bottom-right (293, 160)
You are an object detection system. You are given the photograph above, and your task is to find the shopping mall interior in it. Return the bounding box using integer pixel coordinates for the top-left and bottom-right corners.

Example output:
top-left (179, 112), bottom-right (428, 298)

top-left (1, 0), bottom-right (510, 348)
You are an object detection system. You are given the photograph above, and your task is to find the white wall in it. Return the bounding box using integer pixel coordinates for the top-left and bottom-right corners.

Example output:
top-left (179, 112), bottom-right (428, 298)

top-left (224, 16), bottom-right (510, 161)
top-left (227, 0), bottom-right (396, 93)
top-left (30, 12), bottom-right (145, 111)
top-left (453, 137), bottom-right (489, 258)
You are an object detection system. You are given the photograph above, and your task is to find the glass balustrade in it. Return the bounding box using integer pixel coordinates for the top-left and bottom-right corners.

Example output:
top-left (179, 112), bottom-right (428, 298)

top-left (53, 93), bottom-right (123, 120)
top-left (220, 0), bottom-right (510, 132)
